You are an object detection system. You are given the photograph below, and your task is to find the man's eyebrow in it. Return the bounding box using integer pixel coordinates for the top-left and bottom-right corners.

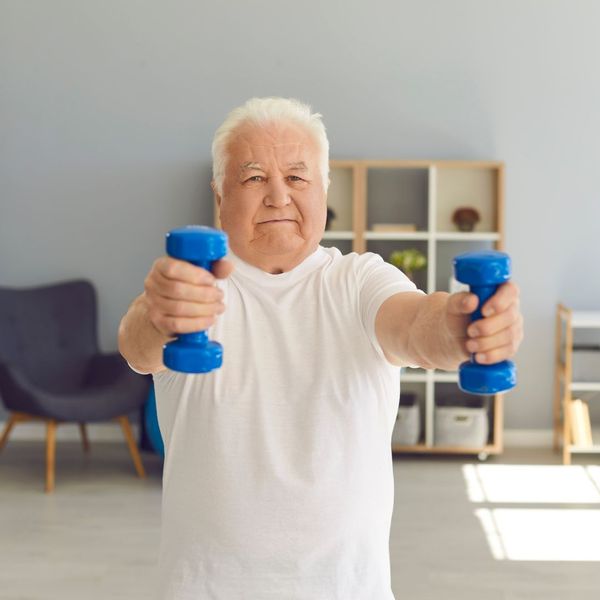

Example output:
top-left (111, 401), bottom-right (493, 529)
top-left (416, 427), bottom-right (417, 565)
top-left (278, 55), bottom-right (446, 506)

top-left (240, 162), bottom-right (264, 171)
top-left (287, 161), bottom-right (308, 171)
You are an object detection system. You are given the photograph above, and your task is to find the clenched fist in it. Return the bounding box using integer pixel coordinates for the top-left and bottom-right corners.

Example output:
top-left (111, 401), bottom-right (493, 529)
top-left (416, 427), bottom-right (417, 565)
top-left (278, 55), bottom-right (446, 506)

top-left (445, 281), bottom-right (524, 365)
top-left (143, 256), bottom-right (235, 338)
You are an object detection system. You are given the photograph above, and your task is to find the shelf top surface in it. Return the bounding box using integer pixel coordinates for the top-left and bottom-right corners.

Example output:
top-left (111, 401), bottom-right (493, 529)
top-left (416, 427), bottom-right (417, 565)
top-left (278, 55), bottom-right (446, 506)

top-left (571, 311), bottom-right (600, 328)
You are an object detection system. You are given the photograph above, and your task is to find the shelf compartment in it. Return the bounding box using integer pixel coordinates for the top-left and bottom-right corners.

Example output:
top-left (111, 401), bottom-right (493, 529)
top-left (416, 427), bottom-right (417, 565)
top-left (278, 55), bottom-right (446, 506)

top-left (327, 166), bottom-right (355, 232)
top-left (366, 167), bottom-right (429, 233)
top-left (320, 238), bottom-right (353, 255)
top-left (393, 382), bottom-right (426, 447)
top-left (435, 166), bottom-right (500, 233)
top-left (435, 239), bottom-right (496, 293)
top-left (434, 382), bottom-right (494, 448)
top-left (366, 239), bottom-right (428, 293)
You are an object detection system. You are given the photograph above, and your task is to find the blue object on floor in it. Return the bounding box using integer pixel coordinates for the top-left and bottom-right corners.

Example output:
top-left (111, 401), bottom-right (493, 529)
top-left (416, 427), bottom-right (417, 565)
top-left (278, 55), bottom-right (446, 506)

top-left (144, 383), bottom-right (164, 458)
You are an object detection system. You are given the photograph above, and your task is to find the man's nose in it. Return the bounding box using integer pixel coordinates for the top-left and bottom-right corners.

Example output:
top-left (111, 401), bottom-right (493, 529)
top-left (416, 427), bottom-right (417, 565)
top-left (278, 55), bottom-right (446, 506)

top-left (263, 178), bottom-right (291, 207)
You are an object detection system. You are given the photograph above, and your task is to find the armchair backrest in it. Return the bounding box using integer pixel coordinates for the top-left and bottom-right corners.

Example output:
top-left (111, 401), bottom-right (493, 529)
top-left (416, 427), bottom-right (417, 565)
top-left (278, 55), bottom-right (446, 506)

top-left (0, 280), bottom-right (99, 392)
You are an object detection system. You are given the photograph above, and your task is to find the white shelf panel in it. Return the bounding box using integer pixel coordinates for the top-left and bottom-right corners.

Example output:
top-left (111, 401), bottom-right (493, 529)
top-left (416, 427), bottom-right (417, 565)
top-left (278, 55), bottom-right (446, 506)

top-left (433, 371), bottom-right (460, 383)
top-left (321, 231), bottom-right (354, 240)
top-left (571, 311), bottom-right (600, 328)
top-left (402, 373), bottom-right (427, 383)
top-left (570, 382), bottom-right (600, 392)
top-left (364, 231), bottom-right (430, 241)
top-left (568, 445), bottom-right (600, 454)
top-left (434, 232), bottom-right (501, 241)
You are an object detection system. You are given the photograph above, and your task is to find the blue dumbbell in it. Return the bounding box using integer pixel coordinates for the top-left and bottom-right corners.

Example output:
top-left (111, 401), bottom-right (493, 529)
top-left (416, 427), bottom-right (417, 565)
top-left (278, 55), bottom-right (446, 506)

top-left (162, 226), bottom-right (228, 373)
top-left (453, 250), bottom-right (517, 395)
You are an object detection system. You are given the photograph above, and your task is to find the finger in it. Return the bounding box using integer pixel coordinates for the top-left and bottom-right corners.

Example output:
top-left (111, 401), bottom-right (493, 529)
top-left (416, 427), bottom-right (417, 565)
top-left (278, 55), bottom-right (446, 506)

top-left (473, 342), bottom-right (518, 365)
top-left (468, 306), bottom-right (522, 338)
top-left (150, 314), bottom-right (218, 337)
top-left (146, 274), bottom-right (223, 304)
top-left (447, 291), bottom-right (479, 316)
top-left (480, 281), bottom-right (520, 318)
top-left (466, 323), bottom-right (521, 355)
top-left (213, 258), bottom-right (235, 279)
top-left (151, 296), bottom-right (225, 319)
top-left (156, 256), bottom-right (216, 285)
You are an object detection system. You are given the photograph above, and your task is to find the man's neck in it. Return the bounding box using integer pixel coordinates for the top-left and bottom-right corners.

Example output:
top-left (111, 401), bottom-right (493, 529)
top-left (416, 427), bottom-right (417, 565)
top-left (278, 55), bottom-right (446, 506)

top-left (235, 245), bottom-right (318, 274)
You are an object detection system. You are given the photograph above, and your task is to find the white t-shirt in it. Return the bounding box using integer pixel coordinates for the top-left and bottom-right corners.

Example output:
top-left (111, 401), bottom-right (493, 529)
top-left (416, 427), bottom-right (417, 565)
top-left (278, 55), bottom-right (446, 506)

top-left (148, 246), bottom-right (420, 599)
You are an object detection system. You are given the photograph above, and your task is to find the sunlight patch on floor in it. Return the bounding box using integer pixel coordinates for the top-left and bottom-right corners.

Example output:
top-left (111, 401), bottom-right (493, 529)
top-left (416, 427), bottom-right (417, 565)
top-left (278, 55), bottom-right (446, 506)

top-left (463, 464), bottom-right (600, 504)
top-left (464, 464), bottom-right (600, 561)
top-left (475, 508), bottom-right (600, 561)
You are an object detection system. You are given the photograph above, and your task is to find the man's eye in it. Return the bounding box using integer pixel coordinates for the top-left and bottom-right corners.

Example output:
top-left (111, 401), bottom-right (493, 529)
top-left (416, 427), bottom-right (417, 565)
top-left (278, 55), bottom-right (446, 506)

top-left (245, 175), bottom-right (264, 183)
top-left (288, 175), bottom-right (304, 182)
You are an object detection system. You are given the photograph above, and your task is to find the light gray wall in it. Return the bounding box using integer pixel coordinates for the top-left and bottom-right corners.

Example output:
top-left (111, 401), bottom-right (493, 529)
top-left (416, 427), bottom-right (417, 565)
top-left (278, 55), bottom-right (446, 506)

top-left (1, 0), bottom-right (599, 430)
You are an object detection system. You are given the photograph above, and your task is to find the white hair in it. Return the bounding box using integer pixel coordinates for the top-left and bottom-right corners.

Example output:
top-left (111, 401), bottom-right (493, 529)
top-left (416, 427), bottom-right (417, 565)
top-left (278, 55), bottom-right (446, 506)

top-left (211, 97), bottom-right (330, 195)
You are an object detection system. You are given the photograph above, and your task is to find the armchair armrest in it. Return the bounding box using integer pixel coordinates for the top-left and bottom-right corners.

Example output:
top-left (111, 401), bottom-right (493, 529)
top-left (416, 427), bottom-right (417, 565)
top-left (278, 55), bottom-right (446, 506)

top-left (0, 361), bottom-right (49, 415)
top-left (84, 352), bottom-right (149, 387)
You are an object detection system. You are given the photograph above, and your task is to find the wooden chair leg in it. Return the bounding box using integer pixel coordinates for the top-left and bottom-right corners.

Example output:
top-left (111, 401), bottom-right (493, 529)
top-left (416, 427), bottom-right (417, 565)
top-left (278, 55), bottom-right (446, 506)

top-left (46, 419), bottom-right (57, 493)
top-left (0, 413), bottom-right (18, 452)
top-left (79, 423), bottom-right (90, 453)
top-left (116, 415), bottom-right (146, 479)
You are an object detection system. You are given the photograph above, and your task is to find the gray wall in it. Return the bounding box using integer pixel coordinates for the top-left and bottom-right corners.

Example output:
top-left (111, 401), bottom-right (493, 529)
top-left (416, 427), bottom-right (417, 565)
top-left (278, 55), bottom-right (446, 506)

top-left (1, 0), bottom-right (599, 430)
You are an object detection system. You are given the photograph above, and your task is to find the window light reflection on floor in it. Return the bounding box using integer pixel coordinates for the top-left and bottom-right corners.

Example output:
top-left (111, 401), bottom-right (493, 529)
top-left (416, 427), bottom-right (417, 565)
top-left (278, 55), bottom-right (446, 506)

top-left (462, 464), bottom-right (600, 504)
top-left (464, 465), bottom-right (600, 561)
top-left (475, 508), bottom-right (600, 561)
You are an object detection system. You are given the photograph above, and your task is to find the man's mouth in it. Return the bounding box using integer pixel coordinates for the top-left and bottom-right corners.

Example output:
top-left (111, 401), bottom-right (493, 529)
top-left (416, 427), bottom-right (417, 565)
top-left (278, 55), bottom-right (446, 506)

top-left (259, 219), bottom-right (295, 224)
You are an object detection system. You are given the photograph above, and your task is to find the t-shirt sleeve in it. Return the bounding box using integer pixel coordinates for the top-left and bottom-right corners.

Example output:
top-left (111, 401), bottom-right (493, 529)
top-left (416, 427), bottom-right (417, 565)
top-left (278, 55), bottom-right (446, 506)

top-left (126, 361), bottom-right (153, 375)
top-left (356, 252), bottom-right (426, 363)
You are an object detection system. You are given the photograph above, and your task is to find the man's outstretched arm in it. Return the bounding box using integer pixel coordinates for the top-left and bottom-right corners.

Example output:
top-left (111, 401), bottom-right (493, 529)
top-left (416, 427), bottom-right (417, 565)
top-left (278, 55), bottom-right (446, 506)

top-left (375, 283), bottom-right (523, 371)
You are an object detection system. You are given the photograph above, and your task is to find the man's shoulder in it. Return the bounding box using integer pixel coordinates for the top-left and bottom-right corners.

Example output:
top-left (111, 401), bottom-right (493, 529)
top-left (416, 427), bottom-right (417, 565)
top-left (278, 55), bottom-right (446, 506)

top-left (319, 247), bottom-right (387, 274)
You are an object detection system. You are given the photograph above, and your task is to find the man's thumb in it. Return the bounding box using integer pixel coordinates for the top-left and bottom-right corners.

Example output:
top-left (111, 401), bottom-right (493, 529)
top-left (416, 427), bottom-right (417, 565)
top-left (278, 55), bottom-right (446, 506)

top-left (448, 291), bottom-right (478, 316)
top-left (213, 258), bottom-right (235, 279)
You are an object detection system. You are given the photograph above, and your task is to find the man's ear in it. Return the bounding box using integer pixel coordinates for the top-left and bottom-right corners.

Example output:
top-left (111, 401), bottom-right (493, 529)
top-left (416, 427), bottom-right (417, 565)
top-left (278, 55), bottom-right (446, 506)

top-left (210, 180), bottom-right (221, 208)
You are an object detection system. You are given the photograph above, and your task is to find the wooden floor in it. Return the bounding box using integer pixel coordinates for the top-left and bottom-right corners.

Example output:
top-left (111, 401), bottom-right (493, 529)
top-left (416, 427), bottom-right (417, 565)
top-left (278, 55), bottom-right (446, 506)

top-left (1, 442), bottom-right (600, 599)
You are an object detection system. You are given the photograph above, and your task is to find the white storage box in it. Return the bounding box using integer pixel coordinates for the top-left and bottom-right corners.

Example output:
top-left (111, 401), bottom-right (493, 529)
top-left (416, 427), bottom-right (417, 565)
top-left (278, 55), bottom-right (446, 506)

top-left (392, 394), bottom-right (420, 446)
top-left (434, 398), bottom-right (489, 448)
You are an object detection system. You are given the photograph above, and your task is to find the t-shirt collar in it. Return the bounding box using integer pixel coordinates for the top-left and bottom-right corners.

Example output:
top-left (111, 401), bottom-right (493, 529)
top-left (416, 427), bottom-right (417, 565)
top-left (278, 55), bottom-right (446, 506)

top-left (227, 246), bottom-right (328, 286)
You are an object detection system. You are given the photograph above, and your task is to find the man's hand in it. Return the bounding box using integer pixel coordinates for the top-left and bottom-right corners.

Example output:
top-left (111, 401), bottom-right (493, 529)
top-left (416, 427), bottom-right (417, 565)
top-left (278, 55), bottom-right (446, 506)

top-left (445, 281), bottom-right (523, 365)
top-left (118, 256), bottom-right (234, 375)
top-left (143, 256), bottom-right (234, 337)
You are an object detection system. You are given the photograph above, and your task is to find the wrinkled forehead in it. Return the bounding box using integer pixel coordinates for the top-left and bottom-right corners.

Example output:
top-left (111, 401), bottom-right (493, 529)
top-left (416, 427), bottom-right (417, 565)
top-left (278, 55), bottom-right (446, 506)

top-left (226, 122), bottom-right (320, 170)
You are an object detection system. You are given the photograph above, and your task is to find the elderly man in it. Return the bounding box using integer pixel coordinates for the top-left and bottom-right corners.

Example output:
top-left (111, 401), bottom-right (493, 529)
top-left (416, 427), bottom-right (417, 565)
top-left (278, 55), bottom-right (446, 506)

top-left (118, 97), bottom-right (523, 599)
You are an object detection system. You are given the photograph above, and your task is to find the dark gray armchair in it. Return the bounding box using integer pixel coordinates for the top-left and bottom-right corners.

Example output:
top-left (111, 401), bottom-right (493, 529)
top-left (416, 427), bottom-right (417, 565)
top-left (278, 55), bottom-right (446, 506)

top-left (0, 279), bottom-right (150, 492)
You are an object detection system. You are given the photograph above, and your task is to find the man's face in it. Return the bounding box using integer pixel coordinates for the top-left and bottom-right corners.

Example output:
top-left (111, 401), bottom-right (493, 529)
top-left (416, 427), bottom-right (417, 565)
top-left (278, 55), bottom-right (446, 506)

top-left (215, 121), bottom-right (327, 273)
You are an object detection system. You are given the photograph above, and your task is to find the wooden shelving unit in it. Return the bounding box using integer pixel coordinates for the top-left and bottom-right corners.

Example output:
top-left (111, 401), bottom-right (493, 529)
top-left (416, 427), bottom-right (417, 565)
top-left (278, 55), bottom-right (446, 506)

top-left (324, 159), bottom-right (506, 459)
top-left (554, 304), bottom-right (600, 464)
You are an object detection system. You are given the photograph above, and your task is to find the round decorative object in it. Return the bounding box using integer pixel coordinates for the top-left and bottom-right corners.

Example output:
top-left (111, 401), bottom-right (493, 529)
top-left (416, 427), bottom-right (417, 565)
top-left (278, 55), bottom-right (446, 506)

top-left (452, 207), bottom-right (480, 232)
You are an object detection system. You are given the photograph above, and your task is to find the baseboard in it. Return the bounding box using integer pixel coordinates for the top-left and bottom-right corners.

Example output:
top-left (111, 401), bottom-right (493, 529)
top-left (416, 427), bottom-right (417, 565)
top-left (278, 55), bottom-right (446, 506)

top-left (2, 421), bottom-right (140, 442)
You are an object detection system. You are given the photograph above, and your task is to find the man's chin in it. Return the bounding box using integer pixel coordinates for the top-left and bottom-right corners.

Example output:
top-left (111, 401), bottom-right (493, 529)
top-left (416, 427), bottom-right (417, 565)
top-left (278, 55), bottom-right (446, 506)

top-left (254, 241), bottom-right (303, 256)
